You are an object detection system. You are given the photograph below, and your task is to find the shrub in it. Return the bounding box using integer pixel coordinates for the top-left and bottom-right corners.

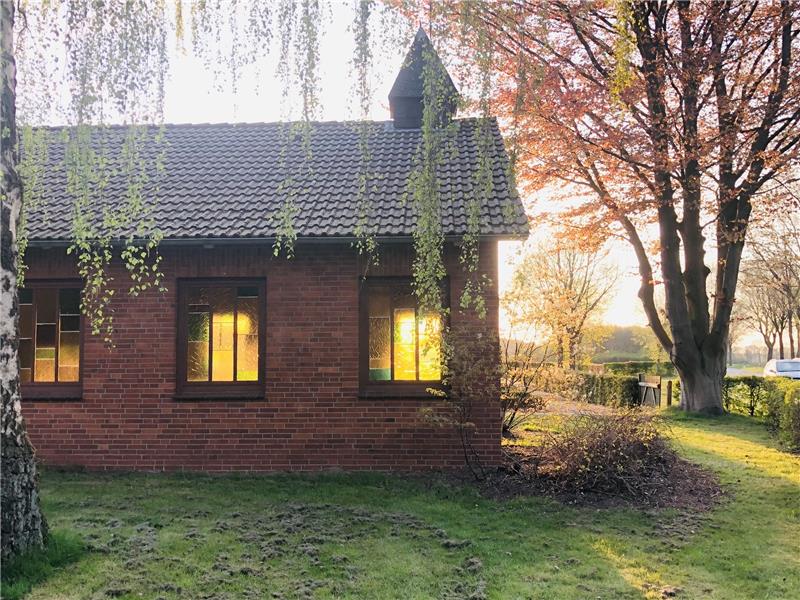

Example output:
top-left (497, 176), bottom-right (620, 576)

top-left (778, 385), bottom-right (800, 451)
top-left (533, 411), bottom-right (676, 499)
top-left (766, 379), bottom-right (800, 452)
top-left (500, 338), bottom-right (550, 436)
top-left (723, 376), bottom-right (775, 417)
top-left (600, 361), bottom-right (676, 377)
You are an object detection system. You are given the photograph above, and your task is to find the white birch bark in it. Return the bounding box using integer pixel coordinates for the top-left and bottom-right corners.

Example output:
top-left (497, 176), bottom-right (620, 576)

top-left (1, 0), bottom-right (47, 560)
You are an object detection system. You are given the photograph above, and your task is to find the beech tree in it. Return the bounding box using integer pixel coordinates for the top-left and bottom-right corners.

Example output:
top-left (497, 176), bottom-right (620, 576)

top-left (416, 0), bottom-right (800, 412)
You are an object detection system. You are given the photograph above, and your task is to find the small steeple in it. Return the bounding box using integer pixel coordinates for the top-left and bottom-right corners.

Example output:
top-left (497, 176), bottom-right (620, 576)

top-left (389, 27), bottom-right (459, 130)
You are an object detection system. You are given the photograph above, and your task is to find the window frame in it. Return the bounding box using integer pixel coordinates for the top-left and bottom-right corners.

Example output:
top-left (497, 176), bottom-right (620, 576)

top-left (359, 276), bottom-right (448, 398)
top-left (175, 278), bottom-right (267, 400)
top-left (19, 279), bottom-right (84, 400)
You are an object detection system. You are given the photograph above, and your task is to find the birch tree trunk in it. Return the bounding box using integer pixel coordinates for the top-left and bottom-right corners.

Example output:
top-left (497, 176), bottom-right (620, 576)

top-left (1, 0), bottom-right (48, 560)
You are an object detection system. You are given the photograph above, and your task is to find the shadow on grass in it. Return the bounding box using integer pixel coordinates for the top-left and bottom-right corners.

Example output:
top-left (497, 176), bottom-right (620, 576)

top-left (1, 530), bottom-right (86, 600)
top-left (662, 408), bottom-right (800, 482)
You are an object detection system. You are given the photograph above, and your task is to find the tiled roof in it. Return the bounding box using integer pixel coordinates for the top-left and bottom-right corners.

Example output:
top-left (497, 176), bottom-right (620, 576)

top-left (26, 118), bottom-right (529, 242)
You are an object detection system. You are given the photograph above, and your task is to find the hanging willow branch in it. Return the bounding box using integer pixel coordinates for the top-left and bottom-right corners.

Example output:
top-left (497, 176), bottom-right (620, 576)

top-left (351, 0), bottom-right (377, 259)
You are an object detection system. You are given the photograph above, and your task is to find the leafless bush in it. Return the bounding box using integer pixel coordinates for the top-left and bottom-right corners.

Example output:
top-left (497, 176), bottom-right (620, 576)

top-left (423, 330), bottom-right (501, 480)
top-left (500, 334), bottom-right (551, 437)
top-left (530, 411), bottom-right (677, 499)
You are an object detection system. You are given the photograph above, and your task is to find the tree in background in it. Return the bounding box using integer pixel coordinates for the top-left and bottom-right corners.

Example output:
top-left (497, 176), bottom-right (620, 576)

top-left (745, 212), bottom-right (800, 358)
top-left (418, 1), bottom-right (800, 413)
top-left (726, 314), bottom-right (747, 367)
top-left (738, 272), bottom-right (784, 361)
top-left (506, 240), bottom-right (617, 369)
top-left (633, 326), bottom-right (670, 365)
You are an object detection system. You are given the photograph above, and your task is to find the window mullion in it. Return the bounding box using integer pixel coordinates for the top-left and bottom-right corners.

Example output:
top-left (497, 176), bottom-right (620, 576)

top-left (233, 293), bottom-right (239, 382)
top-left (389, 288), bottom-right (395, 382)
top-left (31, 290), bottom-right (37, 382)
top-left (54, 290), bottom-right (60, 383)
top-left (414, 307), bottom-right (419, 381)
top-left (207, 294), bottom-right (214, 383)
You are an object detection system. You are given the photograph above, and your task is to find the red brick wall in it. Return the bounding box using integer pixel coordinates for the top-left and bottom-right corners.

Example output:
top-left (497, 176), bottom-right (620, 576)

top-left (22, 241), bottom-right (502, 472)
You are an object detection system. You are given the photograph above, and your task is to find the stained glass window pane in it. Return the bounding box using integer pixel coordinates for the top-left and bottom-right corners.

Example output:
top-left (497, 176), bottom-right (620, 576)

top-left (60, 315), bottom-right (80, 331)
top-left (418, 313), bottom-right (441, 380)
top-left (188, 341), bottom-right (209, 381)
top-left (210, 287), bottom-right (235, 382)
top-left (237, 335), bottom-right (259, 381)
top-left (236, 295), bottom-right (259, 381)
top-left (34, 344), bottom-right (55, 382)
top-left (34, 323), bottom-right (56, 383)
top-left (19, 339), bottom-right (33, 370)
top-left (58, 332), bottom-right (80, 382)
top-left (188, 287), bottom-right (208, 305)
top-left (37, 288), bottom-right (57, 324)
top-left (187, 308), bottom-right (209, 382)
top-left (393, 308), bottom-right (417, 381)
top-left (19, 303), bottom-right (33, 339)
top-left (36, 323), bottom-right (56, 347)
top-left (59, 288), bottom-right (81, 314)
top-left (368, 290), bottom-right (391, 381)
top-left (19, 290), bottom-right (34, 382)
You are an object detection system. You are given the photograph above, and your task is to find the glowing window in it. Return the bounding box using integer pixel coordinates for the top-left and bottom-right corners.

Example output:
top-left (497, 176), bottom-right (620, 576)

top-left (181, 282), bottom-right (263, 387)
top-left (364, 282), bottom-right (443, 383)
top-left (19, 286), bottom-right (82, 385)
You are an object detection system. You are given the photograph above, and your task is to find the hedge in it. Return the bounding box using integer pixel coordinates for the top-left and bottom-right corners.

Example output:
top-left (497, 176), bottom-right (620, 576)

top-left (674, 376), bottom-right (800, 452)
top-left (598, 361), bottom-right (676, 377)
top-left (531, 367), bottom-right (642, 408)
top-left (574, 373), bottom-right (641, 408)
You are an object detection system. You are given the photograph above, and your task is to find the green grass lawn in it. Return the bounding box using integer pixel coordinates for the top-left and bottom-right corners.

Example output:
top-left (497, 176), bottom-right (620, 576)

top-left (7, 409), bottom-right (799, 600)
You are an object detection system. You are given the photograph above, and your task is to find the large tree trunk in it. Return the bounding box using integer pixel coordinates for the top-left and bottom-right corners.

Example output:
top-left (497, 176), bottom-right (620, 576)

top-left (1, 0), bottom-right (48, 560)
top-left (674, 341), bottom-right (727, 415)
top-left (679, 365), bottom-right (725, 414)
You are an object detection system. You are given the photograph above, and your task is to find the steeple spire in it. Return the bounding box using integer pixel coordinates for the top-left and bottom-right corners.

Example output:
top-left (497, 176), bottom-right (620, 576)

top-left (388, 28), bottom-right (459, 129)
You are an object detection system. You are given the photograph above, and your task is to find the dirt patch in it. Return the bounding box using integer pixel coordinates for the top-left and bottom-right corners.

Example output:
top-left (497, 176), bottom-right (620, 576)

top-left (68, 499), bottom-right (488, 599)
top-left (450, 404), bottom-right (723, 512)
top-left (491, 445), bottom-right (723, 511)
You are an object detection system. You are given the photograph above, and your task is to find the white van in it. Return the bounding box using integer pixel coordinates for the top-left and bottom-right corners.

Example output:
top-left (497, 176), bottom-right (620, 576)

top-left (763, 358), bottom-right (800, 379)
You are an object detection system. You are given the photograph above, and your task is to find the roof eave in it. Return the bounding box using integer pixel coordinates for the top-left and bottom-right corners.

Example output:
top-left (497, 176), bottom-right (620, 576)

top-left (26, 232), bottom-right (530, 248)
